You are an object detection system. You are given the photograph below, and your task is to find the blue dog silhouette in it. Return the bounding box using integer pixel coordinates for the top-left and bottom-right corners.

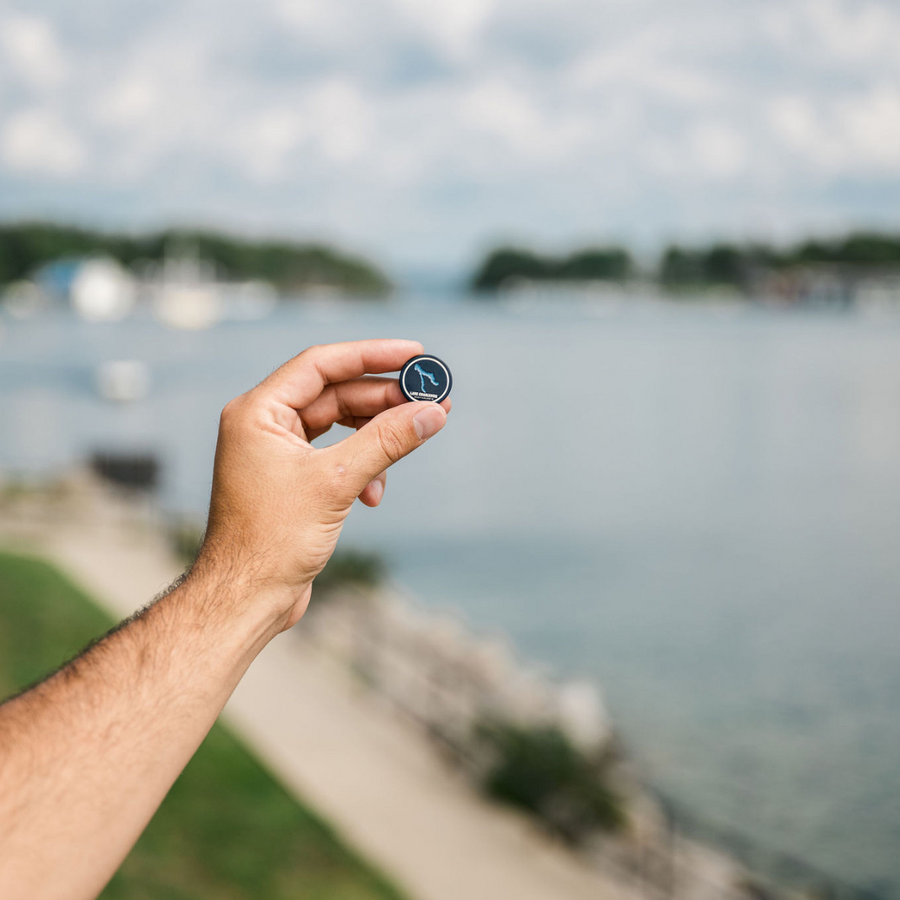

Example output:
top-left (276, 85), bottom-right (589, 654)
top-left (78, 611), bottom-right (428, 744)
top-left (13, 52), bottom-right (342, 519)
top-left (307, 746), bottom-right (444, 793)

top-left (414, 363), bottom-right (440, 393)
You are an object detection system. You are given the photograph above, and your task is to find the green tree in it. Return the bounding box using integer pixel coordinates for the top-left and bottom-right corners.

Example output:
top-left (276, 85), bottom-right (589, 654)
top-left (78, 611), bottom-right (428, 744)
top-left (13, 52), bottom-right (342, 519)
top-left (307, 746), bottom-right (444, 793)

top-left (659, 245), bottom-right (704, 287)
top-left (702, 243), bottom-right (745, 286)
top-left (471, 245), bottom-right (633, 291)
top-left (559, 247), bottom-right (632, 281)
top-left (471, 247), bottom-right (551, 290)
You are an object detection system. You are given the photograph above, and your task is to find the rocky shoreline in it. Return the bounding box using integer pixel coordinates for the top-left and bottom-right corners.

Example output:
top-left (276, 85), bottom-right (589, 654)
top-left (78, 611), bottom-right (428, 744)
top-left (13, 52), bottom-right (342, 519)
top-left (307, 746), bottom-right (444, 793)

top-left (302, 581), bottom-right (771, 900)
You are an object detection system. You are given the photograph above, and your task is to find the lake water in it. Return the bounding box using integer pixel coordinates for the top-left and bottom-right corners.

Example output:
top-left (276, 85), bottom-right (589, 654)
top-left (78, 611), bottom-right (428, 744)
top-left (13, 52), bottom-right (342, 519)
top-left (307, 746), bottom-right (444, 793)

top-left (3, 295), bottom-right (900, 894)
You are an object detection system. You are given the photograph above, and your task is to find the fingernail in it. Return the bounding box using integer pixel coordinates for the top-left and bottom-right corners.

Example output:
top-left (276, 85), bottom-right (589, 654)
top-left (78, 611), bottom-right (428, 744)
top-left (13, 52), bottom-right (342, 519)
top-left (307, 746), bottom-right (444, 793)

top-left (370, 479), bottom-right (384, 504)
top-left (414, 405), bottom-right (446, 441)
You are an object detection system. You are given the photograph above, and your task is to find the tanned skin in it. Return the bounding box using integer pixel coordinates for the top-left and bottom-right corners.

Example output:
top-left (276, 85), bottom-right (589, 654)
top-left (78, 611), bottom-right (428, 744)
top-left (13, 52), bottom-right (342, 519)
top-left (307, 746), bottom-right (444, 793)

top-left (0, 339), bottom-right (450, 900)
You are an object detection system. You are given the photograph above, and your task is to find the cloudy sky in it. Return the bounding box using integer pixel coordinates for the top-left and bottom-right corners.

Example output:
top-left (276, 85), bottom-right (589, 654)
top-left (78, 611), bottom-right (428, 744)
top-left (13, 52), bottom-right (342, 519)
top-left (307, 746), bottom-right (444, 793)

top-left (1, 0), bottom-right (900, 275)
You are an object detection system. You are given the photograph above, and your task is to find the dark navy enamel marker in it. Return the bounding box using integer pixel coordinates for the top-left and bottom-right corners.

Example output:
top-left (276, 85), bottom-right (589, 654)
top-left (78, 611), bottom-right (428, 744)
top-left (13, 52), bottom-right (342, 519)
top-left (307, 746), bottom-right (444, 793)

top-left (399, 354), bottom-right (452, 403)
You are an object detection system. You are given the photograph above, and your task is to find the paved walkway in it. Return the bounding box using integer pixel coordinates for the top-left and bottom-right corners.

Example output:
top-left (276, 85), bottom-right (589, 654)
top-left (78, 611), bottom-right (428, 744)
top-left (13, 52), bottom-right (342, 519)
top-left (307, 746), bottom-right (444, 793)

top-left (3, 511), bottom-right (635, 900)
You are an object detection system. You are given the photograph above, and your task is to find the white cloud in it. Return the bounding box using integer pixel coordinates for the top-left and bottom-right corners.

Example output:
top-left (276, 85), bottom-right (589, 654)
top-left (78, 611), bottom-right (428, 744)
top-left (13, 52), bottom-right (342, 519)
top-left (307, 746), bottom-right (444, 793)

top-left (769, 87), bottom-right (900, 178)
top-left (0, 13), bottom-right (66, 90)
top-left (94, 76), bottom-right (162, 129)
top-left (390, 0), bottom-right (492, 60)
top-left (689, 123), bottom-right (747, 180)
top-left (237, 108), bottom-right (308, 183)
top-left (839, 86), bottom-right (900, 173)
top-left (1, 108), bottom-right (85, 177)
top-left (805, 0), bottom-right (900, 67)
top-left (306, 80), bottom-right (373, 163)
top-left (459, 81), bottom-right (589, 164)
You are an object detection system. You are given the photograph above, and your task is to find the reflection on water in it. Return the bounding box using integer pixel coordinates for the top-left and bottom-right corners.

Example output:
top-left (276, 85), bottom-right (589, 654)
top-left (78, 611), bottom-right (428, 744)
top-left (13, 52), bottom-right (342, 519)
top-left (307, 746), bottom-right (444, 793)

top-left (3, 297), bottom-right (900, 893)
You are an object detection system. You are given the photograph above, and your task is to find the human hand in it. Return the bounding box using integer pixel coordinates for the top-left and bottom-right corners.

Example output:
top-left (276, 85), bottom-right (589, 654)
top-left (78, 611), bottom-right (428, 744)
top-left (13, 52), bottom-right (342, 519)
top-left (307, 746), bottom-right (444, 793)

top-left (194, 339), bottom-right (449, 631)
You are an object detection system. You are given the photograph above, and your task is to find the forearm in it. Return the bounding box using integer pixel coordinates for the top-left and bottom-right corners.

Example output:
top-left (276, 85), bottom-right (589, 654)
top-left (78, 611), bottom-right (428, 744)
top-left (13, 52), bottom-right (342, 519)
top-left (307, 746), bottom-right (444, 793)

top-left (0, 570), bottom-right (281, 900)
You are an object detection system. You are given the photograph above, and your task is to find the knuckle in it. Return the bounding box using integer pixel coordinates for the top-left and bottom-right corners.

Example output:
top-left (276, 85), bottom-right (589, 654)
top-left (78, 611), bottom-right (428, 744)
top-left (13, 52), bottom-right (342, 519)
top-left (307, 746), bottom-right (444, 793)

top-left (220, 395), bottom-right (250, 429)
top-left (220, 397), bottom-right (240, 423)
top-left (377, 421), bottom-right (409, 463)
top-left (327, 466), bottom-right (356, 503)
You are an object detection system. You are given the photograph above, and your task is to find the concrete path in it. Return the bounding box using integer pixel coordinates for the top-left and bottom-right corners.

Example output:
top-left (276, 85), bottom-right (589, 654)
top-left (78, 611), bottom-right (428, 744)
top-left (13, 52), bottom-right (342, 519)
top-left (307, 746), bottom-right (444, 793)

top-left (3, 511), bottom-right (636, 900)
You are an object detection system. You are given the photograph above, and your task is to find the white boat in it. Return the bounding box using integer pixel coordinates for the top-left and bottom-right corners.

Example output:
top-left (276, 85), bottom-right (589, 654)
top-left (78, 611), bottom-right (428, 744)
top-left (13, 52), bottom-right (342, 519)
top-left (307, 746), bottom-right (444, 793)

top-left (71, 258), bottom-right (137, 321)
top-left (95, 360), bottom-right (152, 402)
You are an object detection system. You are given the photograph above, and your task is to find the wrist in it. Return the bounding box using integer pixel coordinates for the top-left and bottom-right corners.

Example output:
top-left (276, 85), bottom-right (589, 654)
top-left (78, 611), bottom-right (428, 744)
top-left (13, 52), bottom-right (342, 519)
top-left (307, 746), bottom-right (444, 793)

top-left (175, 560), bottom-right (307, 659)
top-left (191, 530), bottom-right (318, 622)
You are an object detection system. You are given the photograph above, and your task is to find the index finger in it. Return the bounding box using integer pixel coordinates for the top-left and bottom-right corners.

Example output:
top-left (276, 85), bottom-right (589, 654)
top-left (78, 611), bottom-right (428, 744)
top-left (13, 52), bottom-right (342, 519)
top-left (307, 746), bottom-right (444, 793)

top-left (257, 339), bottom-right (424, 409)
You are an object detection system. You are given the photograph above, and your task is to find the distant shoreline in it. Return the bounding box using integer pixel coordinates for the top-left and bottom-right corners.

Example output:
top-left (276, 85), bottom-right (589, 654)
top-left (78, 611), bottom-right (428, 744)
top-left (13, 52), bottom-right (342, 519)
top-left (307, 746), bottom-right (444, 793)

top-left (0, 221), bottom-right (392, 298)
top-left (470, 233), bottom-right (900, 308)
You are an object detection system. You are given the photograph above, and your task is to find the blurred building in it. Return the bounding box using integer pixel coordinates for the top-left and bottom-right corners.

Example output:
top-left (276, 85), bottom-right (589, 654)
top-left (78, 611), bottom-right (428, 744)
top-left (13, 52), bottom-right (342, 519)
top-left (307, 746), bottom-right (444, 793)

top-left (36, 256), bottom-right (137, 321)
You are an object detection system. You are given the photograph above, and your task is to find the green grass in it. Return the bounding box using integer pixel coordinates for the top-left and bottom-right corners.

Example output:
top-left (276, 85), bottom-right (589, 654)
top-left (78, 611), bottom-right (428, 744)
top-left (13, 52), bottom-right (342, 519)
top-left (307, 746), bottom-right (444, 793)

top-left (0, 550), bottom-right (408, 900)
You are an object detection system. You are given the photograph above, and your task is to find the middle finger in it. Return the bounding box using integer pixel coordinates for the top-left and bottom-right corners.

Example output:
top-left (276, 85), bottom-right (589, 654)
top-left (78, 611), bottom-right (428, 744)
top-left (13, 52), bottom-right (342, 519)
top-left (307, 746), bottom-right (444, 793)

top-left (299, 377), bottom-right (406, 435)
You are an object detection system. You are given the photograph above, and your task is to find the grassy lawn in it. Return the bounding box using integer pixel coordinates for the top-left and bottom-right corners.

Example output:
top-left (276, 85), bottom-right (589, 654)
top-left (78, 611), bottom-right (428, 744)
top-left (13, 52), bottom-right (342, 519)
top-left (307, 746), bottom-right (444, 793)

top-left (0, 550), bottom-right (408, 900)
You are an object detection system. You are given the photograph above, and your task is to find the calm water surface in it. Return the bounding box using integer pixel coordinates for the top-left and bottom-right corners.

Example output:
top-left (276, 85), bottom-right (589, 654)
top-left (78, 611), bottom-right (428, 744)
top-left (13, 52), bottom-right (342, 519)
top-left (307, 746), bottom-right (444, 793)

top-left (2, 296), bottom-right (900, 893)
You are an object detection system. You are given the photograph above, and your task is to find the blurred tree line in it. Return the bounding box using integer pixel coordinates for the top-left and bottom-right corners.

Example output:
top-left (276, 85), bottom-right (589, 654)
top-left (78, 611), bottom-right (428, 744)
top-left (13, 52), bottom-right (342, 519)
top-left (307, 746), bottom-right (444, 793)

top-left (471, 246), bottom-right (633, 291)
top-left (472, 233), bottom-right (900, 292)
top-left (0, 222), bottom-right (391, 295)
top-left (660, 233), bottom-right (900, 290)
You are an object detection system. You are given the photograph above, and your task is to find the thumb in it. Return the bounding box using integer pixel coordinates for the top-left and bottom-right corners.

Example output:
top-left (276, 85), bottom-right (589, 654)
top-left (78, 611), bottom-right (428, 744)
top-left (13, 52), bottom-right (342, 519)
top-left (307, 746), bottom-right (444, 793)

top-left (327, 402), bottom-right (447, 500)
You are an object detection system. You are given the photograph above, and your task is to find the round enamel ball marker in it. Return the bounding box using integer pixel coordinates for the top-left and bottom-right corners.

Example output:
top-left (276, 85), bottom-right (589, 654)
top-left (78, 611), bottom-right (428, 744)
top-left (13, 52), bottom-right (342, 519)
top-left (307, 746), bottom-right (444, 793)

top-left (399, 354), bottom-right (452, 403)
